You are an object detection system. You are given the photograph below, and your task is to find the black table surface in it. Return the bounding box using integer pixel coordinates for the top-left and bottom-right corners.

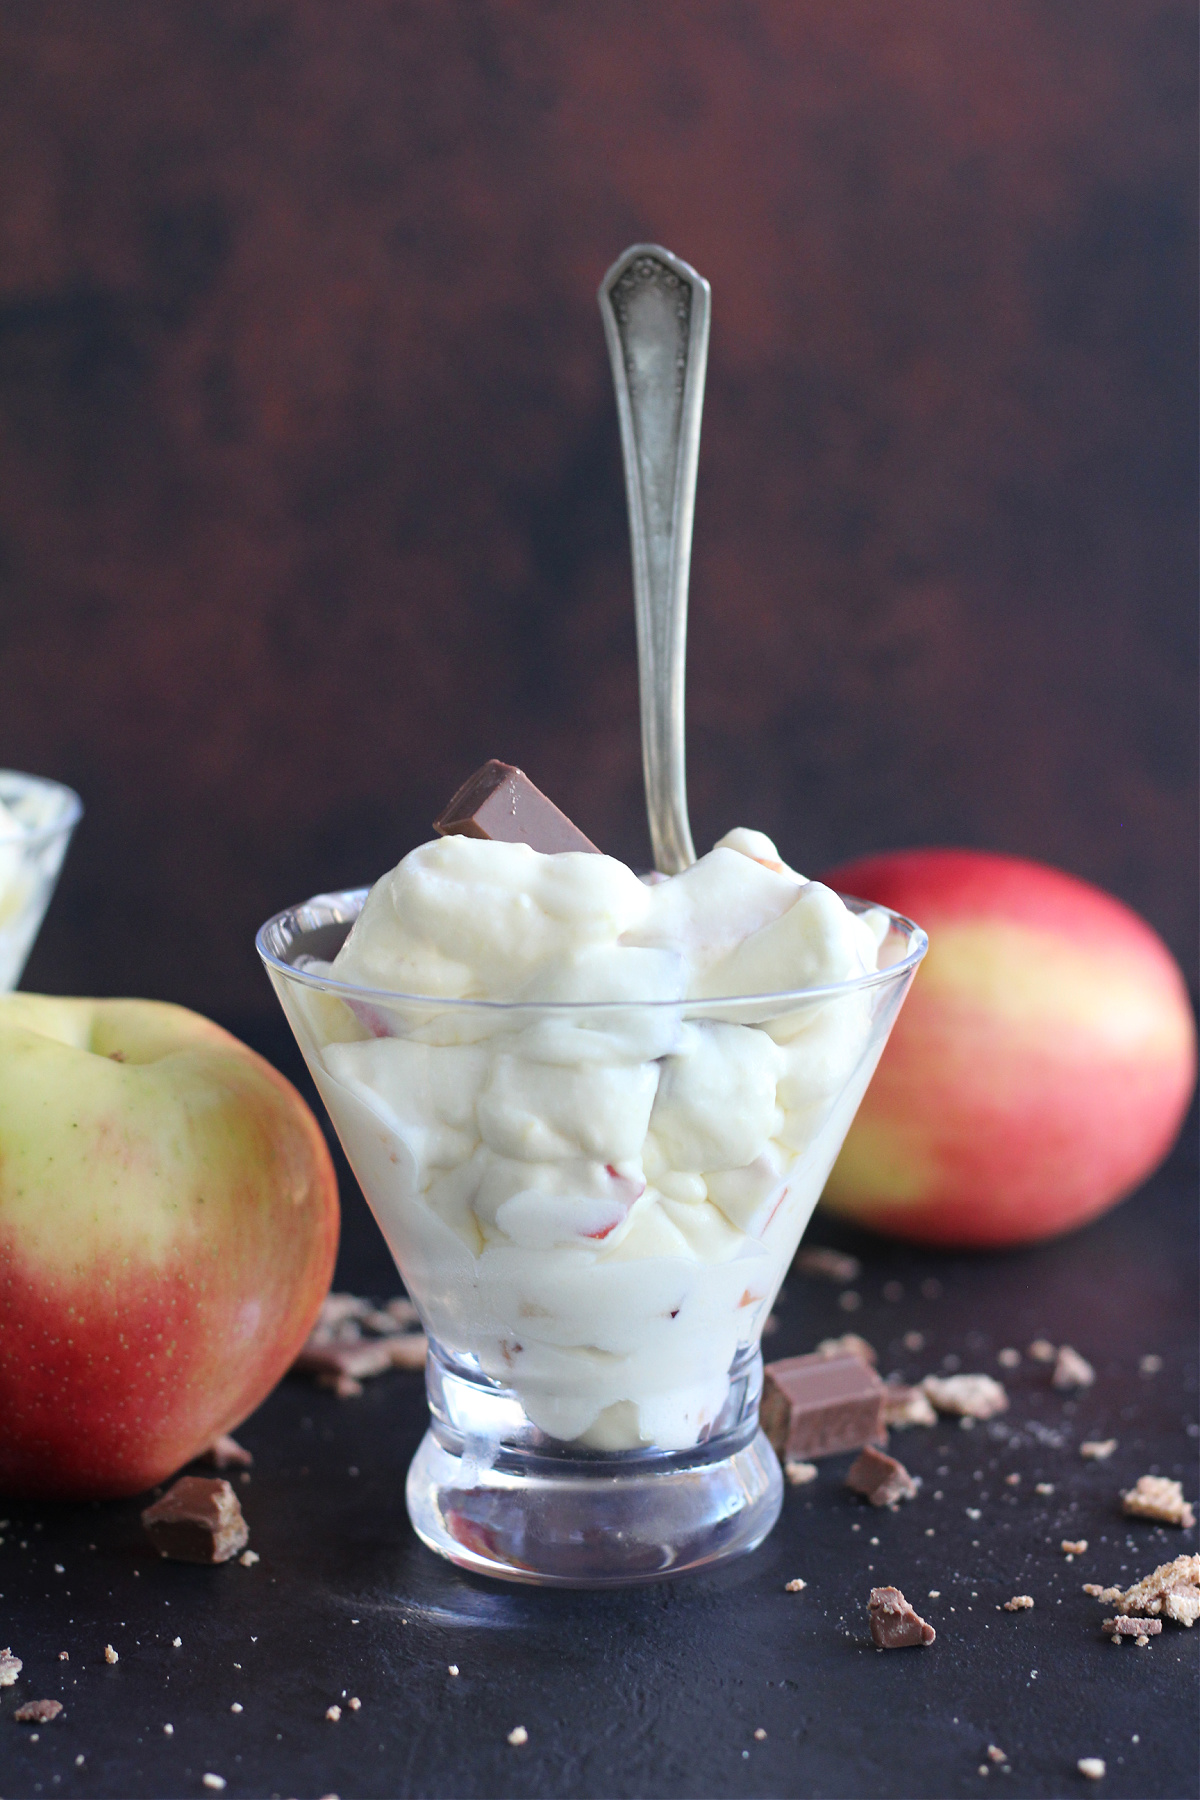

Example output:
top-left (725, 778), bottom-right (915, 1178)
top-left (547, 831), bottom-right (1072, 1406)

top-left (2, 1022), bottom-right (1196, 1800)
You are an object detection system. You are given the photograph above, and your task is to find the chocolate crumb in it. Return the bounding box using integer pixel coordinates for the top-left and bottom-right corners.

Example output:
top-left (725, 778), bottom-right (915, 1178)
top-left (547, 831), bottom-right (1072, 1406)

top-left (847, 1445), bottom-right (919, 1507)
top-left (1003, 1595), bottom-right (1034, 1610)
top-left (1052, 1345), bottom-right (1095, 1390)
top-left (15, 1700), bottom-right (63, 1723)
top-left (867, 1585), bottom-right (936, 1649)
top-left (1121, 1475), bottom-right (1194, 1528)
top-left (0, 1649), bottom-right (21, 1687)
top-left (142, 1477), bottom-right (249, 1564)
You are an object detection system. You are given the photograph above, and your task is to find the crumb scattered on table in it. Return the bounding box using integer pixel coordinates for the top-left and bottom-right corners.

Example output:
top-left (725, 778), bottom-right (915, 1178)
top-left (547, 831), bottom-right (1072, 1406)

top-left (785, 1460), bottom-right (818, 1486)
top-left (1080, 1440), bottom-right (1117, 1460)
top-left (199, 1434), bottom-right (253, 1470)
top-left (1027, 1338), bottom-right (1056, 1363)
top-left (1121, 1475), bottom-right (1194, 1528)
top-left (1086, 1554), bottom-right (1200, 1627)
top-left (795, 1246), bottom-right (861, 1283)
top-left (1035, 1483), bottom-right (1055, 1496)
top-left (1139, 1354), bottom-right (1163, 1376)
top-left (987, 1745), bottom-right (1007, 1764)
top-left (814, 1332), bottom-right (876, 1364)
top-left (15, 1700), bottom-right (63, 1723)
top-left (997, 1348), bottom-right (1021, 1369)
top-left (922, 1373), bottom-right (1008, 1420)
top-left (202, 1777), bottom-right (226, 1792)
top-left (1077, 1757), bottom-right (1106, 1780)
top-left (1003, 1595), bottom-right (1034, 1611)
top-left (1062, 1539), bottom-right (1088, 1556)
top-left (883, 1383), bottom-right (937, 1429)
top-left (785, 1578), bottom-right (808, 1592)
top-left (104, 1644), bottom-right (118, 1664)
top-left (1052, 1345), bottom-right (1095, 1390)
top-left (508, 1725), bottom-right (528, 1747)
top-left (0, 1649), bottom-right (21, 1687)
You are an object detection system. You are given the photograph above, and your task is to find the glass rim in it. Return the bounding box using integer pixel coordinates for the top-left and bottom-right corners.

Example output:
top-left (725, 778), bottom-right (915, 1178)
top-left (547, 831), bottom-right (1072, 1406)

top-left (0, 770), bottom-right (84, 847)
top-left (256, 884), bottom-right (928, 1014)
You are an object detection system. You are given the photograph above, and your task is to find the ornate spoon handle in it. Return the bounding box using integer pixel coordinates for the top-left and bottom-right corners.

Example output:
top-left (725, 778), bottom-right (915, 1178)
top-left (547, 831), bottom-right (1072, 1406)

top-left (599, 244), bottom-right (710, 873)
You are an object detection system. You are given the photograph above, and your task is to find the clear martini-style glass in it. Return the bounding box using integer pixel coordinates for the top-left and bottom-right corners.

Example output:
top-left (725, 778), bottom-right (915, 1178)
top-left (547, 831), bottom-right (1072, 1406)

top-left (258, 886), bottom-right (925, 1587)
top-left (0, 771), bottom-right (84, 992)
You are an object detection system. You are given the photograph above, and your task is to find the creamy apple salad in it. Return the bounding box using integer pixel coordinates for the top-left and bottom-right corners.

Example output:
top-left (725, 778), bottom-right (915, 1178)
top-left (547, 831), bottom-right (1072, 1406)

top-left (290, 829), bottom-right (899, 1452)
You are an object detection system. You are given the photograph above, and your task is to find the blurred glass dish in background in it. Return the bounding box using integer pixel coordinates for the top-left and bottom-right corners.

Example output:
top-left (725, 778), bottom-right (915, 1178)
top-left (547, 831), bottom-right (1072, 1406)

top-left (0, 771), bottom-right (83, 991)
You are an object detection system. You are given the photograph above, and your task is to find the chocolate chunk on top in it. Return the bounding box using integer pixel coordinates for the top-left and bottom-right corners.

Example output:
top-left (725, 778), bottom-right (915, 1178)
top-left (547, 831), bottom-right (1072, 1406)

top-left (434, 762), bottom-right (599, 855)
top-left (141, 1476), bottom-right (249, 1564)
top-left (868, 1586), bottom-right (936, 1649)
top-left (846, 1444), bottom-right (919, 1507)
top-left (761, 1352), bottom-right (886, 1461)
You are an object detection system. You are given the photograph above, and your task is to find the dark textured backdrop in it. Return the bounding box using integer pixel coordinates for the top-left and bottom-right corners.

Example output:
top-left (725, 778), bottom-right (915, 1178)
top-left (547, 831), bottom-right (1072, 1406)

top-left (2, 0), bottom-right (1196, 1024)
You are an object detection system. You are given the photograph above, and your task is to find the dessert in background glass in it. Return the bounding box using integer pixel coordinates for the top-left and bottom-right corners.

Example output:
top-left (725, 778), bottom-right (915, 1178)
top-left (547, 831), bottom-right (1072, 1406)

top-left (258, 834), bottom-right (925, 1585)
top-left (0, 771), bottom-right (83, 991)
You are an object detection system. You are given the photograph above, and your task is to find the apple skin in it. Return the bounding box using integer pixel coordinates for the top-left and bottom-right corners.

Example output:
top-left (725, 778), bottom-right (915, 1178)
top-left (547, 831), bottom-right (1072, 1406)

top-left (0, 995), bottom-right (339, 1500)
top-left (818, 850), bottom-right (1196, 1248)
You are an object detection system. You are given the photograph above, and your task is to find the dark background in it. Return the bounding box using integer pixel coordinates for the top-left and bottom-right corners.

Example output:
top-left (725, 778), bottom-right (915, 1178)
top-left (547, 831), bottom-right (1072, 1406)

top-left (2, 0), bottom-right (1196, 1028)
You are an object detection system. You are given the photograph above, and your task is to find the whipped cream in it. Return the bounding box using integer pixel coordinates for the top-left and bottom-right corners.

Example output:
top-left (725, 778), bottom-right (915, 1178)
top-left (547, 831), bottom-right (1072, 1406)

top-left (302, 830), bottom-right (892, 1451)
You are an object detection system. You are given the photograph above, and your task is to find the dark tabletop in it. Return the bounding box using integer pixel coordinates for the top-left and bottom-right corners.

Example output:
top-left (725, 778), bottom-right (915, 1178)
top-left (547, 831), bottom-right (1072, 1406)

top-left (2, 1023), bottom-right (1196, 1800)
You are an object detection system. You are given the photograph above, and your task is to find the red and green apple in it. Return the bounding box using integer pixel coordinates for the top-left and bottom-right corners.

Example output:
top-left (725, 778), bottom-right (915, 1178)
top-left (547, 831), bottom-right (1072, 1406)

top-left (0, 995), bottom-right (339, 1499)
top-left (819, 849), bottom-right (1196, 1247)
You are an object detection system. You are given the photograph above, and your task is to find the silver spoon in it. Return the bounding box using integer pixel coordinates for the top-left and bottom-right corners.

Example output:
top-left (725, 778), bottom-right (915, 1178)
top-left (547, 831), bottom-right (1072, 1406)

top-left (599, 244), bottom-right (710, 873)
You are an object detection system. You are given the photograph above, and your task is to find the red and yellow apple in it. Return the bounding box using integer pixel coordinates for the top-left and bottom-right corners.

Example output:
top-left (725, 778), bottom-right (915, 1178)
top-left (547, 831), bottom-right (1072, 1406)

top-left (0, 995), bottom-right (339, 1499)
top-left (819, 849), bottom-right (1196, 1247)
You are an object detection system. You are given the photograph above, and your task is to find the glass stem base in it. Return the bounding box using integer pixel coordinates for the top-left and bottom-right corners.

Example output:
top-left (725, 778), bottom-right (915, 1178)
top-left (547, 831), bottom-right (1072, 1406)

top-left (405, 1422), bottom-right (783, 1588)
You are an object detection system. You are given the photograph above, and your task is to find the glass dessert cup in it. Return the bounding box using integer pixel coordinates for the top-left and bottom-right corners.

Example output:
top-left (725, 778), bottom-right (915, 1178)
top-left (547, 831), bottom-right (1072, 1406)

top-left (0, 771), bottom-right (83, 992)
top-left (258, 889), bottom-right (926, 1587)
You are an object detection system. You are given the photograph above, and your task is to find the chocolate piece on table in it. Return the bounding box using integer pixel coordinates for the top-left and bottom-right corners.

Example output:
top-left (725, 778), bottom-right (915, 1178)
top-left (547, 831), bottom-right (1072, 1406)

top-left (868, 1586), bottom-right (936, 1649)
top-left (141, 1476), bottom-right (249, 1564)
top-left (1102, 1617), bottom-right (1162, 1637)
top-left (15, 1699), bottom-right (63, 1723)
top-left (761, 1352), bottom-right (886, 1461)
top-left (846, 1444), bottom-right (919, 1506)
top-left (434, 761), bottom-right (600, 854)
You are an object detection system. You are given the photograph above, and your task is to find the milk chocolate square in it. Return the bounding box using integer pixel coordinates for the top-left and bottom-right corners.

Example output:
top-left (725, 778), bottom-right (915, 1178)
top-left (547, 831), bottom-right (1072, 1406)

top-left (434, 761), bottom-right (599, 854)
top-left (761, 1352), bottom-right (887, 1460)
